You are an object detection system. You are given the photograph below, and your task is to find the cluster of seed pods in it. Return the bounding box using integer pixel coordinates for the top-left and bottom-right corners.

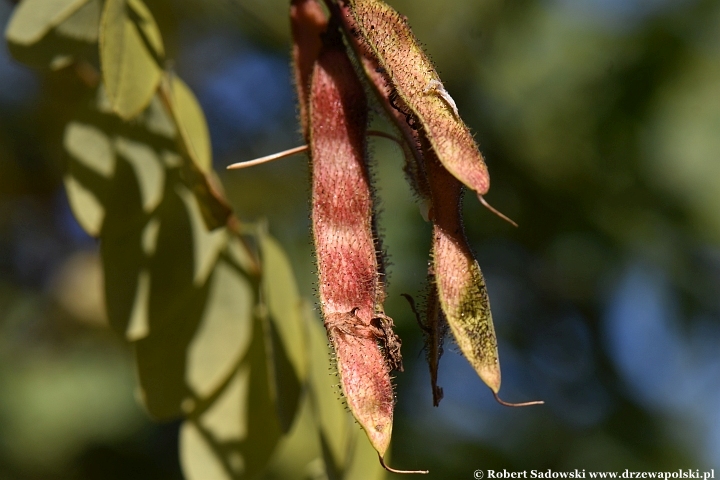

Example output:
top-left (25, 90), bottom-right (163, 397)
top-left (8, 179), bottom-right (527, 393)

top-left (232, 0), bottom-right (542, 473)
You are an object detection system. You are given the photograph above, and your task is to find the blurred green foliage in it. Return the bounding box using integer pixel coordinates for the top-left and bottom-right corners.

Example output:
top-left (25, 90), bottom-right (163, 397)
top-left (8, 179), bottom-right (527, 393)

top-left (3, 0), bottom-right (389, 478)
top-left (1, 0), bottom-right (720, 479)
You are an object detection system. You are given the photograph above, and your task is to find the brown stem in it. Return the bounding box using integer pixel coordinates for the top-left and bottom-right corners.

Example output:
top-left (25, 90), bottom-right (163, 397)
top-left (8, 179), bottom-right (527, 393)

top-left (401, 293), bottom-right (431, 334)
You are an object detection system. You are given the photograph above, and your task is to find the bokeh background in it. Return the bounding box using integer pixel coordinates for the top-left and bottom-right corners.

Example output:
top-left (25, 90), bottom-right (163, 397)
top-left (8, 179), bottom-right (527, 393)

top-left (1, 0), bottom-right (720, 478)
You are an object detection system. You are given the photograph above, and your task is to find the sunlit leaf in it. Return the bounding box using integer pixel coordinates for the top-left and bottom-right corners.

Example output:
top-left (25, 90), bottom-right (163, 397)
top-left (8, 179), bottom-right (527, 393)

top-left (185, 259), bottom-right (254, 399)
top-left (6, 0), bottom-right (101, 68)
top-left (114, 136), bottom-right (165, 213)
top-left (157, 78), bottom-right (231, 230)
top-left (5, 0), bottom-right (89, 46)
top-left (100, 0), bottom-right (164, 119)
top-left (64, 122), bottom-right (116, 179)
top-left (343, 427), bottom-right (387, 480)
top-left (262, 396), bottom-right (325, 480)
top-left (180, 314), bottom-right (283, 479)
top-left (180, 421), bottom-right (235, 480)
top-left (127, 0), bottom-right (163, 57)
top-left (62, 117), bottom-right (115, 230)
top-left (172, 76), bottom-right (213, 173)
top-left (63, 175), bottom-right (104, 236)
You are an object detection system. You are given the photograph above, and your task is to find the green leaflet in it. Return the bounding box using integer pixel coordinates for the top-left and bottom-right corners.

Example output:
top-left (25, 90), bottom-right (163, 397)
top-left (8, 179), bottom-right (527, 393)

top-left (58, 69), bottom-right (308, 480)
top-left (100, 0), bottom-right (164, 119)
top-left (6, 0), bottom-right (409, 474)
top-left (5, 0), bottom-right (89, 45)
top-left (179, 314), bottom-right (282, 480)
top-left (172, 77), bottom-right (213, 174)
top-left (55, 0), bottom-right (100, 42)
top-left (5, 0), bottom-right (100, 68)
top-left (63, 120), bottom-right (115, 236)
top-left (259, 231), bottom-right (305, 432)
top-left (306, 306), bottom-right (352, 479)
top-left (160, 75), bottom-right (232, 230)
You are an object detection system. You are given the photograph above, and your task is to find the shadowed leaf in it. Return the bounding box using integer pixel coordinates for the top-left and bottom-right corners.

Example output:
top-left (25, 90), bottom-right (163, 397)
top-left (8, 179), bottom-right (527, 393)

top-left (55, 0), bottom-right (100, 42)
top-left (259, 232), bottom-right (306, 431)
top-left (136, 183), bottom-right (208, 419)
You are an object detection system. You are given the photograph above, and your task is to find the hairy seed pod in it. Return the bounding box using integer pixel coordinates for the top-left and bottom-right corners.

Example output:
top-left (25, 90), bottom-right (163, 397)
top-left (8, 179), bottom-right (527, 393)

top-left (324, 310), bottom-right (394, 456)
top-left (337, 0), bottom-right (491, 198)
top-left (291, 0), bottom-right (328, 139)
top-left (309, 25), bottom-right (400, 459)
top-left (425, 152), bottom-right (501, 393)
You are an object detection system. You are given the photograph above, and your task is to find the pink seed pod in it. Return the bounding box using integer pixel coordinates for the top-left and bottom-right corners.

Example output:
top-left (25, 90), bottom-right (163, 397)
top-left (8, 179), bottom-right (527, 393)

top-left (290, 0), bottom-right (328, 140)
top-left (337, 0), bottom-right (491, 198)
top-left (310, 31), bottom-right (377, 320)
top-left (324, 310), bottom-right (394, 456)
top-left (309, 25), bottom-right (410, 466)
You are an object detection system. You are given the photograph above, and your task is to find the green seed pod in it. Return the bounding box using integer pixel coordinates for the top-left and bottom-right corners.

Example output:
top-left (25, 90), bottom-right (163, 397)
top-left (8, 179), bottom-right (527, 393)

top-left (425, 153), bottom-right (501, 393)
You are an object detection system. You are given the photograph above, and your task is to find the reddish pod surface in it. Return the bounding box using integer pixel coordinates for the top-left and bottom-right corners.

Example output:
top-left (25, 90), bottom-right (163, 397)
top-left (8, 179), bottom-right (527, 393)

top-left (309, 28), bottom-right (399, 460)
top-left (337, 0), bottom-right (491, 197)
top-left (291, 0), bottom-right (328, 139)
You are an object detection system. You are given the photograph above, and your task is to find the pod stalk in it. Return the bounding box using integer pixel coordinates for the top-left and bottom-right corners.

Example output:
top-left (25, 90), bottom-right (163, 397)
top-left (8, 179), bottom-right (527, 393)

top-left (478, 194), bottom-right (518, 228)
top-left (493, 392), bottom-right (544, 408)
top-left (378, 454), bottom-right (429, 475)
